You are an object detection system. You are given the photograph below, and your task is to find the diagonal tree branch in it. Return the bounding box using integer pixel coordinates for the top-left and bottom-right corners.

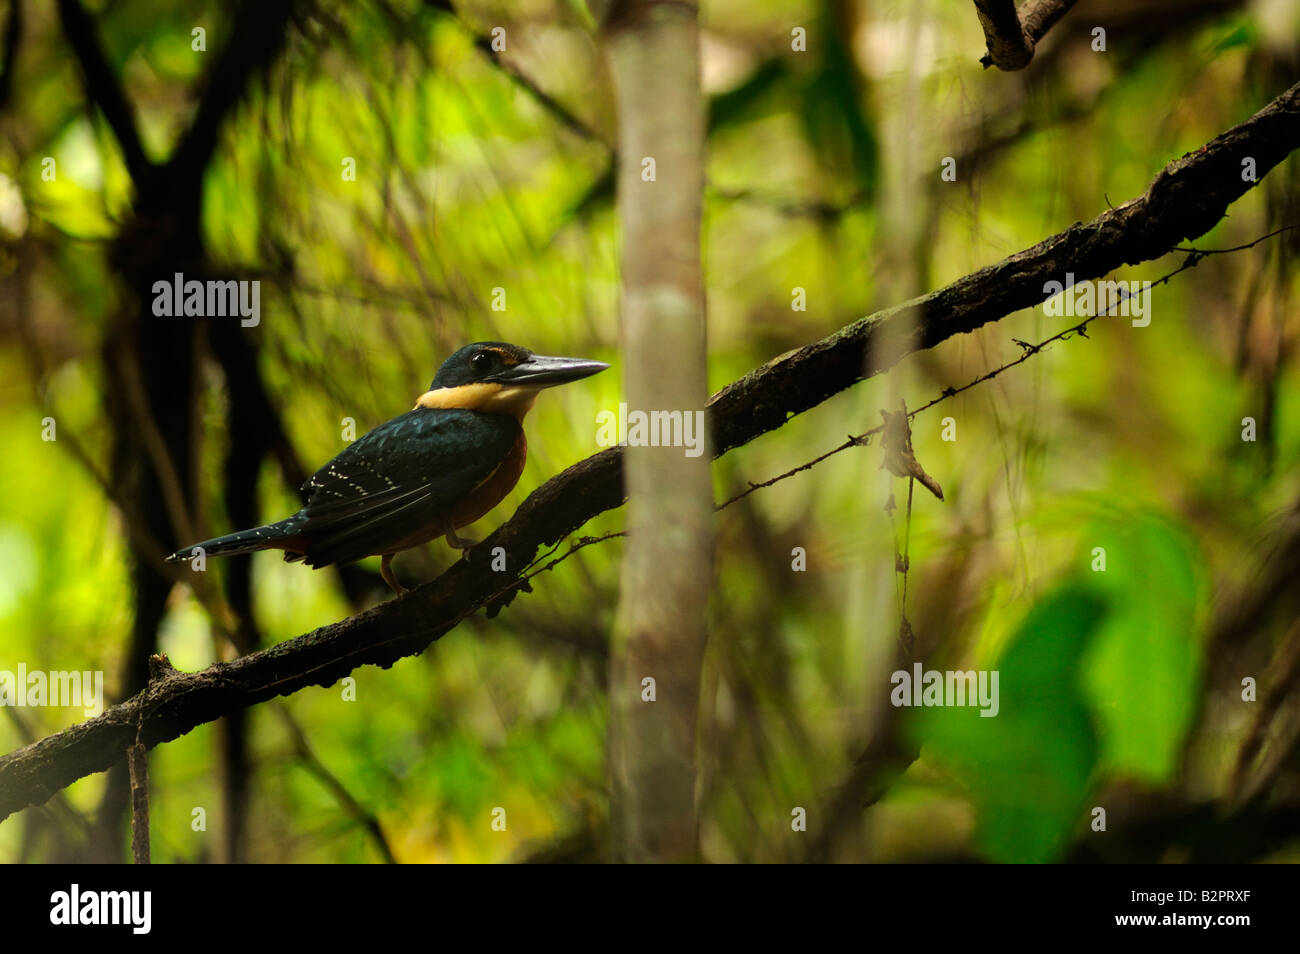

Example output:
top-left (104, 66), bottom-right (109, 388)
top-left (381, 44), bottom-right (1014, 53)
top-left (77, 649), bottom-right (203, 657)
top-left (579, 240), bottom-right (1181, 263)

top-left (708, 81), bottom-right (1300, 455)
top-left (2, 80), bottom-right (1298, 823)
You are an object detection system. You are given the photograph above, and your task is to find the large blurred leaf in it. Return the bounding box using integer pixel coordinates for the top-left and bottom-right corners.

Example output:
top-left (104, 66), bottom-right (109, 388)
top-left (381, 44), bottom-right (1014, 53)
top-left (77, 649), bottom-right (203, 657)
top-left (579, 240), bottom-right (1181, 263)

top-left (708, 59), bottom-right (786, 134)
top-left (1080, 512), bottom-right (1202, 783)
top-left (916, 586), bottom-right (1108, 863)
top-left (797, 6), bottom-right (878, 201)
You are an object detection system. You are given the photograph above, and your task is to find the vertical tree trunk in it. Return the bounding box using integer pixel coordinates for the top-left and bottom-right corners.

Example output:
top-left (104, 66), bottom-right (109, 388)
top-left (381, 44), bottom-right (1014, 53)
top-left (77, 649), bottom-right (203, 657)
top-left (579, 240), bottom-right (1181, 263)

top-left (604, 0), bottom-right (713, 863)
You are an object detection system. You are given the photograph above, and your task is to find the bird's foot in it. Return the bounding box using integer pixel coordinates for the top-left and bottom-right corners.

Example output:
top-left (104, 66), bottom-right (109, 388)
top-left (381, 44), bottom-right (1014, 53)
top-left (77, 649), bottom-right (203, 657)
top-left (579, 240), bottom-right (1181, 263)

top-left (445, 529), bottom-right (479, 550)
top-left (380, 553), bottom-right (407, 596)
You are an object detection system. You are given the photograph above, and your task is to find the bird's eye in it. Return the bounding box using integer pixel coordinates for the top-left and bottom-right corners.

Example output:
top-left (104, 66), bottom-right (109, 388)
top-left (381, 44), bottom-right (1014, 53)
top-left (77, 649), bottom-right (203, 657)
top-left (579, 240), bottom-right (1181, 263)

top-left (471, 352), bottom-right (493, 374)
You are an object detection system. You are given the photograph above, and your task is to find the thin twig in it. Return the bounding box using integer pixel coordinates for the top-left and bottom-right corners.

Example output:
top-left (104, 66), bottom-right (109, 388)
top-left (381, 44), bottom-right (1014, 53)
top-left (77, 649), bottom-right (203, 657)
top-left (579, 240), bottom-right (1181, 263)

top-left (1172, 222), bottom-right (1300, 257)
top-left (127, 718), bottom-right (149, 864)
top-left (899, 476), bottom-right (916, 658)
top-left (1228, 617), bottom-right (1300, 805)
top-left (273, 705), bottom-right (398, 864)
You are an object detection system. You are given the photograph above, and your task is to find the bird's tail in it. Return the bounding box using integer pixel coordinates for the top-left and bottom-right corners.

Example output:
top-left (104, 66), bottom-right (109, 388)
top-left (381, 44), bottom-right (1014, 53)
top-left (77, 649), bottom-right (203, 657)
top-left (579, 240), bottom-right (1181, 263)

top-left (165, 516), bottom-right (303, 563)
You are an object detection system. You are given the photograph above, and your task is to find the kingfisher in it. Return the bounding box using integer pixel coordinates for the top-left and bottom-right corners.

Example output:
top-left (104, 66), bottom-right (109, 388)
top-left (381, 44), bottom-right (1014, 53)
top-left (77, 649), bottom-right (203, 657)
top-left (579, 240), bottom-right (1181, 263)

top-left (166, 342), bottom-right (609, 594)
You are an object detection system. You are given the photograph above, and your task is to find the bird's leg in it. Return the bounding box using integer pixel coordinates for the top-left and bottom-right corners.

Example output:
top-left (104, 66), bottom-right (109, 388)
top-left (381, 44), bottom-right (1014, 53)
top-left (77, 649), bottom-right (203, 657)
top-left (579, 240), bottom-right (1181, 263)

top-left (445, 528), bottom-right (479, 550)
top-left (380, 553), bottom-right (406, 595)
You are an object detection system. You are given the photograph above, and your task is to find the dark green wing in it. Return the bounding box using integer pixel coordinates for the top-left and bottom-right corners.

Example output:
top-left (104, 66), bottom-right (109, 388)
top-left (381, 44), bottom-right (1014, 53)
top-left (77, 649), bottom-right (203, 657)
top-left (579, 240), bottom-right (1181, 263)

top-left (287, 407), bottom-right (519, 568)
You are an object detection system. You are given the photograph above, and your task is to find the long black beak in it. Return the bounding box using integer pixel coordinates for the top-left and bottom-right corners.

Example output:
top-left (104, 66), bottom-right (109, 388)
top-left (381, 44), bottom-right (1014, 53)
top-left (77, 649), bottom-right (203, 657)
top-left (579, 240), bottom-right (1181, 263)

top-left (492, 354), bottom-right (609, 388)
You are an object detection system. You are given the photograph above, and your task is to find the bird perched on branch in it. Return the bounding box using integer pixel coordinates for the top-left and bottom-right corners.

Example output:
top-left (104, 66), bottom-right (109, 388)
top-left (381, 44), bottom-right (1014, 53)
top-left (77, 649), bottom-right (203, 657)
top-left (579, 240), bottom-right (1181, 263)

top-left (166, 342), bottom-right (608, 594)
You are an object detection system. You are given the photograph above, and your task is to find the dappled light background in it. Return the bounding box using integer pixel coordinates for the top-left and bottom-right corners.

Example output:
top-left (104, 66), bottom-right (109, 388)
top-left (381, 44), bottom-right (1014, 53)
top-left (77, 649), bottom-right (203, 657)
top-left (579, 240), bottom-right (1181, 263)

top-left (1, 0), bottom-right (1298, 862)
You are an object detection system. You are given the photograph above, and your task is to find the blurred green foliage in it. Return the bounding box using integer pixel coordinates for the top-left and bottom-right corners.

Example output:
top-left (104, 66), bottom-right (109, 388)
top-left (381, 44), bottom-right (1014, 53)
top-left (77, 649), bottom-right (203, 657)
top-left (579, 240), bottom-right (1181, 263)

top-left (919, 585), bottom-right (1106, 864)
top-left (1, 0), bottom-right (1298, 862)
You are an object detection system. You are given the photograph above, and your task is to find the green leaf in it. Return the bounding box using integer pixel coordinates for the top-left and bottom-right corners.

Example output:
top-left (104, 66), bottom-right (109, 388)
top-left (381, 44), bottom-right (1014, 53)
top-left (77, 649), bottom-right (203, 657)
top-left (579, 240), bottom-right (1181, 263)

top-left (562, 0), bottom-right (598, 32)
top-left (1080, 513), bottom-right (1202, 783)
top-left (1206, 19), bottom-right (1256, 56)
top-left (797, 16), bottom-right (878, 200)
top-left (916, 586), bottom-right (1108, 863)
top-left (708, 60), bottom-right (786, 134)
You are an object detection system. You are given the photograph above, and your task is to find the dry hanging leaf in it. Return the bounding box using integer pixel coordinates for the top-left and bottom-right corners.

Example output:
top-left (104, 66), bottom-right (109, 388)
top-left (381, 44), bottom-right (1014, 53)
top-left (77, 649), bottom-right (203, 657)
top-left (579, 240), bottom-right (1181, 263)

top-left (879, 399), bottom-right (944, 501)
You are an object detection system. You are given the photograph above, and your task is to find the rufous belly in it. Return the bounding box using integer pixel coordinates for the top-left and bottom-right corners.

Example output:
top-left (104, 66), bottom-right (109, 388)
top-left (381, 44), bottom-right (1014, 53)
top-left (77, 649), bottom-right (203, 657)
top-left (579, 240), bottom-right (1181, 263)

top-left (378, 426), bottom-right (528, 556)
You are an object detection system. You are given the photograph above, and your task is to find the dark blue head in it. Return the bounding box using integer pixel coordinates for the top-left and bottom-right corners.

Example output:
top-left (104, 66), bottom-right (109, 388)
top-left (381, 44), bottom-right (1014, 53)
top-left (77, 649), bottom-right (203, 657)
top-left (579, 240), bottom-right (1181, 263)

top-left (429, 342), bottom-right (609, 391)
